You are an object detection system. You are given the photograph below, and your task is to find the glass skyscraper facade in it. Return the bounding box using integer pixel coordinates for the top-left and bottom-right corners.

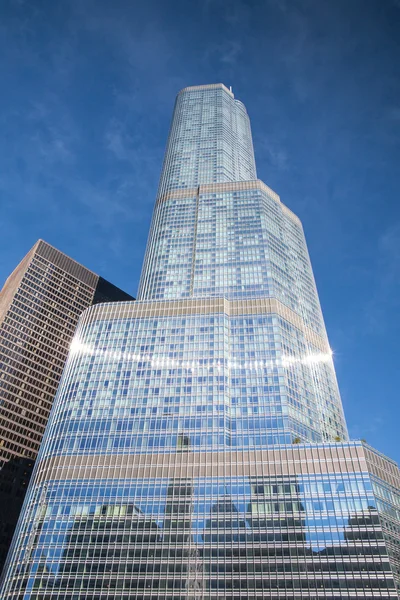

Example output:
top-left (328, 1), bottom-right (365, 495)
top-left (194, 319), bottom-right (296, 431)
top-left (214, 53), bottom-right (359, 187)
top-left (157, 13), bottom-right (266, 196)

top-left (1, 83), bottom-right (399, 599)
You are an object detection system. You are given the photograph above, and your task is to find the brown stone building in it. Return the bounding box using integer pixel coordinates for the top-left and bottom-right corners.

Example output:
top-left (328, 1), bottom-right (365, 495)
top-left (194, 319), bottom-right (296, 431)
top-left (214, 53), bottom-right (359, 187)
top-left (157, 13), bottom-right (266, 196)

top-left (0, 239), bottom-right (133, 572)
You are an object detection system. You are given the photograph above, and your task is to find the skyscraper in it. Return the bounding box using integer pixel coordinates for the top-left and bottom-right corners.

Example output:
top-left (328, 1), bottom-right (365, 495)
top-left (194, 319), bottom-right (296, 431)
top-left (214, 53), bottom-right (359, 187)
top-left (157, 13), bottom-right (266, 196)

top-left (0, 239), bottom-right (133, 572)
top-left (1, 84), bottom-right (399, 598)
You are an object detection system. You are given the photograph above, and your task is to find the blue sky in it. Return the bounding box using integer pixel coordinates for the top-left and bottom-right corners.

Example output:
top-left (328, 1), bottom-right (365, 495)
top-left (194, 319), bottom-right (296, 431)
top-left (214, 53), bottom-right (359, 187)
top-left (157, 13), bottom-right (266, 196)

top-left (1, 0), bottom-right (399, 462)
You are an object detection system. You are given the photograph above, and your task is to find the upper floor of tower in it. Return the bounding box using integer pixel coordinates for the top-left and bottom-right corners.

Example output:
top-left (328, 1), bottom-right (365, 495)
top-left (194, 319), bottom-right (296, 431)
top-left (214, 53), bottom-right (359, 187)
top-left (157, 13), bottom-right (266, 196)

top-left (157, 83), bottom-right (257, 198)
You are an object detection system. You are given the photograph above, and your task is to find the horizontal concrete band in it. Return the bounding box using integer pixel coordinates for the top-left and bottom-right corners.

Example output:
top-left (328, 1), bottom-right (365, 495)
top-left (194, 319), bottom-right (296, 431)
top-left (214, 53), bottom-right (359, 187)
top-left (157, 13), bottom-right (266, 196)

top-left (82, 297), bottom-right (327, 353)
top-left (36, 444), bottom-right (373, 486)
top-left (157, 179), bottom-right (301, 227)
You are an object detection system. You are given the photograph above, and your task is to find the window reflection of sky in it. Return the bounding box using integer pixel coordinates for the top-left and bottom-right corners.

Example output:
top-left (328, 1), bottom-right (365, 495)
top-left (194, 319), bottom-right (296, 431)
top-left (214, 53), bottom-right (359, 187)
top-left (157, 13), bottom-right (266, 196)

top-left (21, 471), bottom-right (385, 585)
top-left (298, 475), bottom-right (377, 553)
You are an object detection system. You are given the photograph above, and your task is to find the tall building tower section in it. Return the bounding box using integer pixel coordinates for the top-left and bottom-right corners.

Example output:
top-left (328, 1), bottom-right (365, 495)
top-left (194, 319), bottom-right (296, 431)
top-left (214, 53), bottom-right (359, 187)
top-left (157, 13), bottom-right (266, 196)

top-left (0, 240), bottom-right (133, 572)
top-left (140, 84), bottom-right (347, 445)
top-left (1, 85), bottom-right (399, 598)
top-left (157, 84), bottom-right (256, 197)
